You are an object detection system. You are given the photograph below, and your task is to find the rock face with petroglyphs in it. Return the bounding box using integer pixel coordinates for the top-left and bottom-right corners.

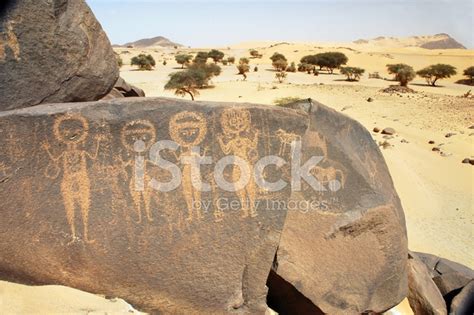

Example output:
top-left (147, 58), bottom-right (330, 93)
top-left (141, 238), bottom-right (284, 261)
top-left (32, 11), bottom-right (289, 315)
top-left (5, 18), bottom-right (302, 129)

top-left (271, 99), bottom-right (408, 313)
top-left (0, 97), bottom-right (308, 314)
top-left (0, 0), bottom-right (119, 111)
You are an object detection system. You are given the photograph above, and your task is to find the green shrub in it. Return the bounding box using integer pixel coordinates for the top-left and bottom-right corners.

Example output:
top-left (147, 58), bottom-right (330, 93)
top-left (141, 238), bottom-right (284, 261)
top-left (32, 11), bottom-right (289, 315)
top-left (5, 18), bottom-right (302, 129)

top-left (175, 54), bottom-right (193, 68)
top-left (193, 51), bottom-right (209, 64)
top-left (387, 63), bottom-right (416, 86)
top-left (131, 54), bottom-right (156, 70)
top-left (463, 66), bottom-right (474, 83)
top-left (286, 62), bottom-right (296, 72)
top-left (340, 66), bottom-right (365, 81)
top-left (208, 49), bottom-right (225, 63)
top-left (237, 58), bottom-right (250, 80)
top-left (273, 96), bottom-right (303, 106)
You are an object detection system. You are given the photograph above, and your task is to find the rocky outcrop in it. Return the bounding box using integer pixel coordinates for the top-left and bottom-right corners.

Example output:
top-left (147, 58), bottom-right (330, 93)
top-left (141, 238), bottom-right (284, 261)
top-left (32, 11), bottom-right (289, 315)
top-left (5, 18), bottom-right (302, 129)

top-left (0, 97), bottom-right (308, 314)
top-left (407, 252), bottom-right (447, 314)
top-left (451, 280), bottom-right (474, 315)
top-left (0, 0), bottom-right (119, 110)
top-left (272, 99), bottom-right (408, 314)
top-left (413, 252), bottom-right (474, 314)
top-left (101, 77), bottom-right (146, 100)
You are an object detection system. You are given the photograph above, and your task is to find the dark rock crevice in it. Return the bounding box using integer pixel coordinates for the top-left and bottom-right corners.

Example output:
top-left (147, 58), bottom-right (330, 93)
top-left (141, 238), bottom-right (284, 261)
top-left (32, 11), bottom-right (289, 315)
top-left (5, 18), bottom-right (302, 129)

top-left (266, 269), bottom-right (324, 315)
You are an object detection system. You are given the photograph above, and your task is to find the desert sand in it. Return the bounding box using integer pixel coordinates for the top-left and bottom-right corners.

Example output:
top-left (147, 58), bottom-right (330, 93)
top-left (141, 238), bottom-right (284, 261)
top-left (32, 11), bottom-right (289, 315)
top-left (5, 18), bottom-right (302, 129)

top-left (1, 40), bottom-right (472, 314)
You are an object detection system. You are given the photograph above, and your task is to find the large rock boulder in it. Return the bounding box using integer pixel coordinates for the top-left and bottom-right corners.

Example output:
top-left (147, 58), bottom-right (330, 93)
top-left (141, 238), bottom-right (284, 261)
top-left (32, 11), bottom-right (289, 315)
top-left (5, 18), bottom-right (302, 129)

top-left (451, 280), bottom-right (474, 315)
top-left (0, 0), bottom-right (119, 110)
top-left (101, 77), bottom-right (146, 100)
top-left (413, 252), bottom-right (474, 314)
top-left (407, 252), bottom-right (447, 315)
top-left (271, 99), bottom-right (408, 313)
top-left (0, 97), bottom-right (308, 313)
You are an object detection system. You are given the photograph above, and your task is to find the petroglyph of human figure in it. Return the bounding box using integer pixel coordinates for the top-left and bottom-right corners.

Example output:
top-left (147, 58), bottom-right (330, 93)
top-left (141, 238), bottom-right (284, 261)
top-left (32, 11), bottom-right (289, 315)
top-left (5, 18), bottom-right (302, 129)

top-left (276, 128), bottom-right (301, 156)
top-left (218, 108), bottom-right (259, 218)
top-left (169, 111), bottom-right (208, 222)
top-left (42, 114), bottom-right (100, 243)
top-left (0, 21), bottom-right (20, 62)
top-left (120, 120), bottom-right (157, 223)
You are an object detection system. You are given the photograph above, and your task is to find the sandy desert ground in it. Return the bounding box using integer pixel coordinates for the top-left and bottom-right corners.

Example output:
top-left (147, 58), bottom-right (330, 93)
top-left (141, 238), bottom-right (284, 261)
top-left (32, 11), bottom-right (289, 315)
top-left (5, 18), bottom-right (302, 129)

top-left (1, 40), bottom-right (472, 314)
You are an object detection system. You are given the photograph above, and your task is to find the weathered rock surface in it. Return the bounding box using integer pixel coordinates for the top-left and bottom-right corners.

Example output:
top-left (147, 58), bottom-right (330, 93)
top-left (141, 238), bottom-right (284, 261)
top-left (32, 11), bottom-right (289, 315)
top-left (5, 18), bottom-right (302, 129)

top-left (115, 77), bottom-right (145, 97)
top-left (407, 252), bottom-right (447, 315)
top-left (0, 0), bottom-right (119, 110)
top-left (273, 99), bottom-right (408, 313)
top-left (414, 252), bottom-right (474, 314)
top-left (102, 77), bottom-right (146, 100)
top-left (0, 97), bottom-right (308, 313)
top-left (451, 280), bottom-right (474, 315)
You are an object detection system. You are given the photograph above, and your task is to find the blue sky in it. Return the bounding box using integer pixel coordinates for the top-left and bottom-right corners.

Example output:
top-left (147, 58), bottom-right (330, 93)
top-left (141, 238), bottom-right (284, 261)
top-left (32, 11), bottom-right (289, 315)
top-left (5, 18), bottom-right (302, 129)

top-left (86, 0), bottom-right (474, 48)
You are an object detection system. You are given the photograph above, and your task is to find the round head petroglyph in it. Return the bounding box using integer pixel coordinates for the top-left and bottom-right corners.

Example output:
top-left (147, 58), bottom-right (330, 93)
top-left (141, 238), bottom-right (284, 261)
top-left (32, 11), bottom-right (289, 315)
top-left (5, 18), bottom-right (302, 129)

top-left (221, 108), bottom-right (251, 135)
top-left (121, 120), bottom-right (156, 152)
top-left (53, 114), bottom-right (89, 144)
top-left (169, 111), bottom-right (207, 147)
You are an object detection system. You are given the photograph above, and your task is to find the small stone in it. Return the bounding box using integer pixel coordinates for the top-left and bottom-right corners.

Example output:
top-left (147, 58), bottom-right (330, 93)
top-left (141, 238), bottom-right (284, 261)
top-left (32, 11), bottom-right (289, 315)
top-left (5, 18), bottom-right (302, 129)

top-left (381, 127), bottom-right (396, 135)
top-left (468, 125), bottom-right (474, 129)
top-left (432, 147), bottom-right (441, 152)
top-left (401, 139), bottom-right (409, 143)
top-left (428, 140), bottom-right (435, 144)
top-left (470, 159), bottom-right (474, 165)
top-left (341, 106), bottom-right (352, 112)
top-left (373, 127), bottom-right (381, 133)
top-left (462, 158), bottom-right (470, 164)
top-left (367, 97), bottom-right (374, 102)
top-left (445, 133), bottom-right (456, 138)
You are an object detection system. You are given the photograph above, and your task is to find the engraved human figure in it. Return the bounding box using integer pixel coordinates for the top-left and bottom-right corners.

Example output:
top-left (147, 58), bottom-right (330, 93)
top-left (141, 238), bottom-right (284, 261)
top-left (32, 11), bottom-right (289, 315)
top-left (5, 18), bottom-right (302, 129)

top-left (0, 21), bottom-right (20, 62)
top-left (276, 128), bottom-right (301, 156)
top-left (120, 120), bottom-right (157, 223)
top-left (42, 114), bottom-right (100, 243)
top-left (169, 111), bottom-right (208, 222)
top-left (218, 108), bottom-right (259, 218)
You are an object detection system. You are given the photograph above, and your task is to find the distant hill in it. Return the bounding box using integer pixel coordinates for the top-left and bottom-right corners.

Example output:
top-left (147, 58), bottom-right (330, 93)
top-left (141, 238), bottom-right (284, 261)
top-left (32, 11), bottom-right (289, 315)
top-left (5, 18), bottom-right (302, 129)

top-left (120, 36), bottom-right (183, 48)
top-left (353, 33), bottom-right (466, 49)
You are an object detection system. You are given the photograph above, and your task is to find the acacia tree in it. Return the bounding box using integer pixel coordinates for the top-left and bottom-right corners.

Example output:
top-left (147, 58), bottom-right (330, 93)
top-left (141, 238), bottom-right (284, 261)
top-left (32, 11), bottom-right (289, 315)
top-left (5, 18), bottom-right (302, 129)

top-left (131, 54), bottom-right (156, 70)
top-left (250, 49), bottom-right (262, 58)
top-left (164, 70), bottom-right (204, 101)
top-left (237, 57), bottom-right (250, 80)
top-left (270, 52), bottom-right (288, 71)
top-left (416, 64), bottom-right (457, 86)
top-left (208, 49), bottom-right (225, 63)
top-left (300, 52), bottom-right (348, 74)
top-left (188, 63), bottom-right (222, 87)
top-left (387, 63), bottom-right (416, 86)
top-left (175, 54), bottom-right (193, 68)
top-left (340, 66), bottom-right (365, 81)
top-left (463, 66), bottom-right (474, 84)
top-left (227, 56), bottom-right (236, 64)
top-left (193, 51), bottom-right (209, 64)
